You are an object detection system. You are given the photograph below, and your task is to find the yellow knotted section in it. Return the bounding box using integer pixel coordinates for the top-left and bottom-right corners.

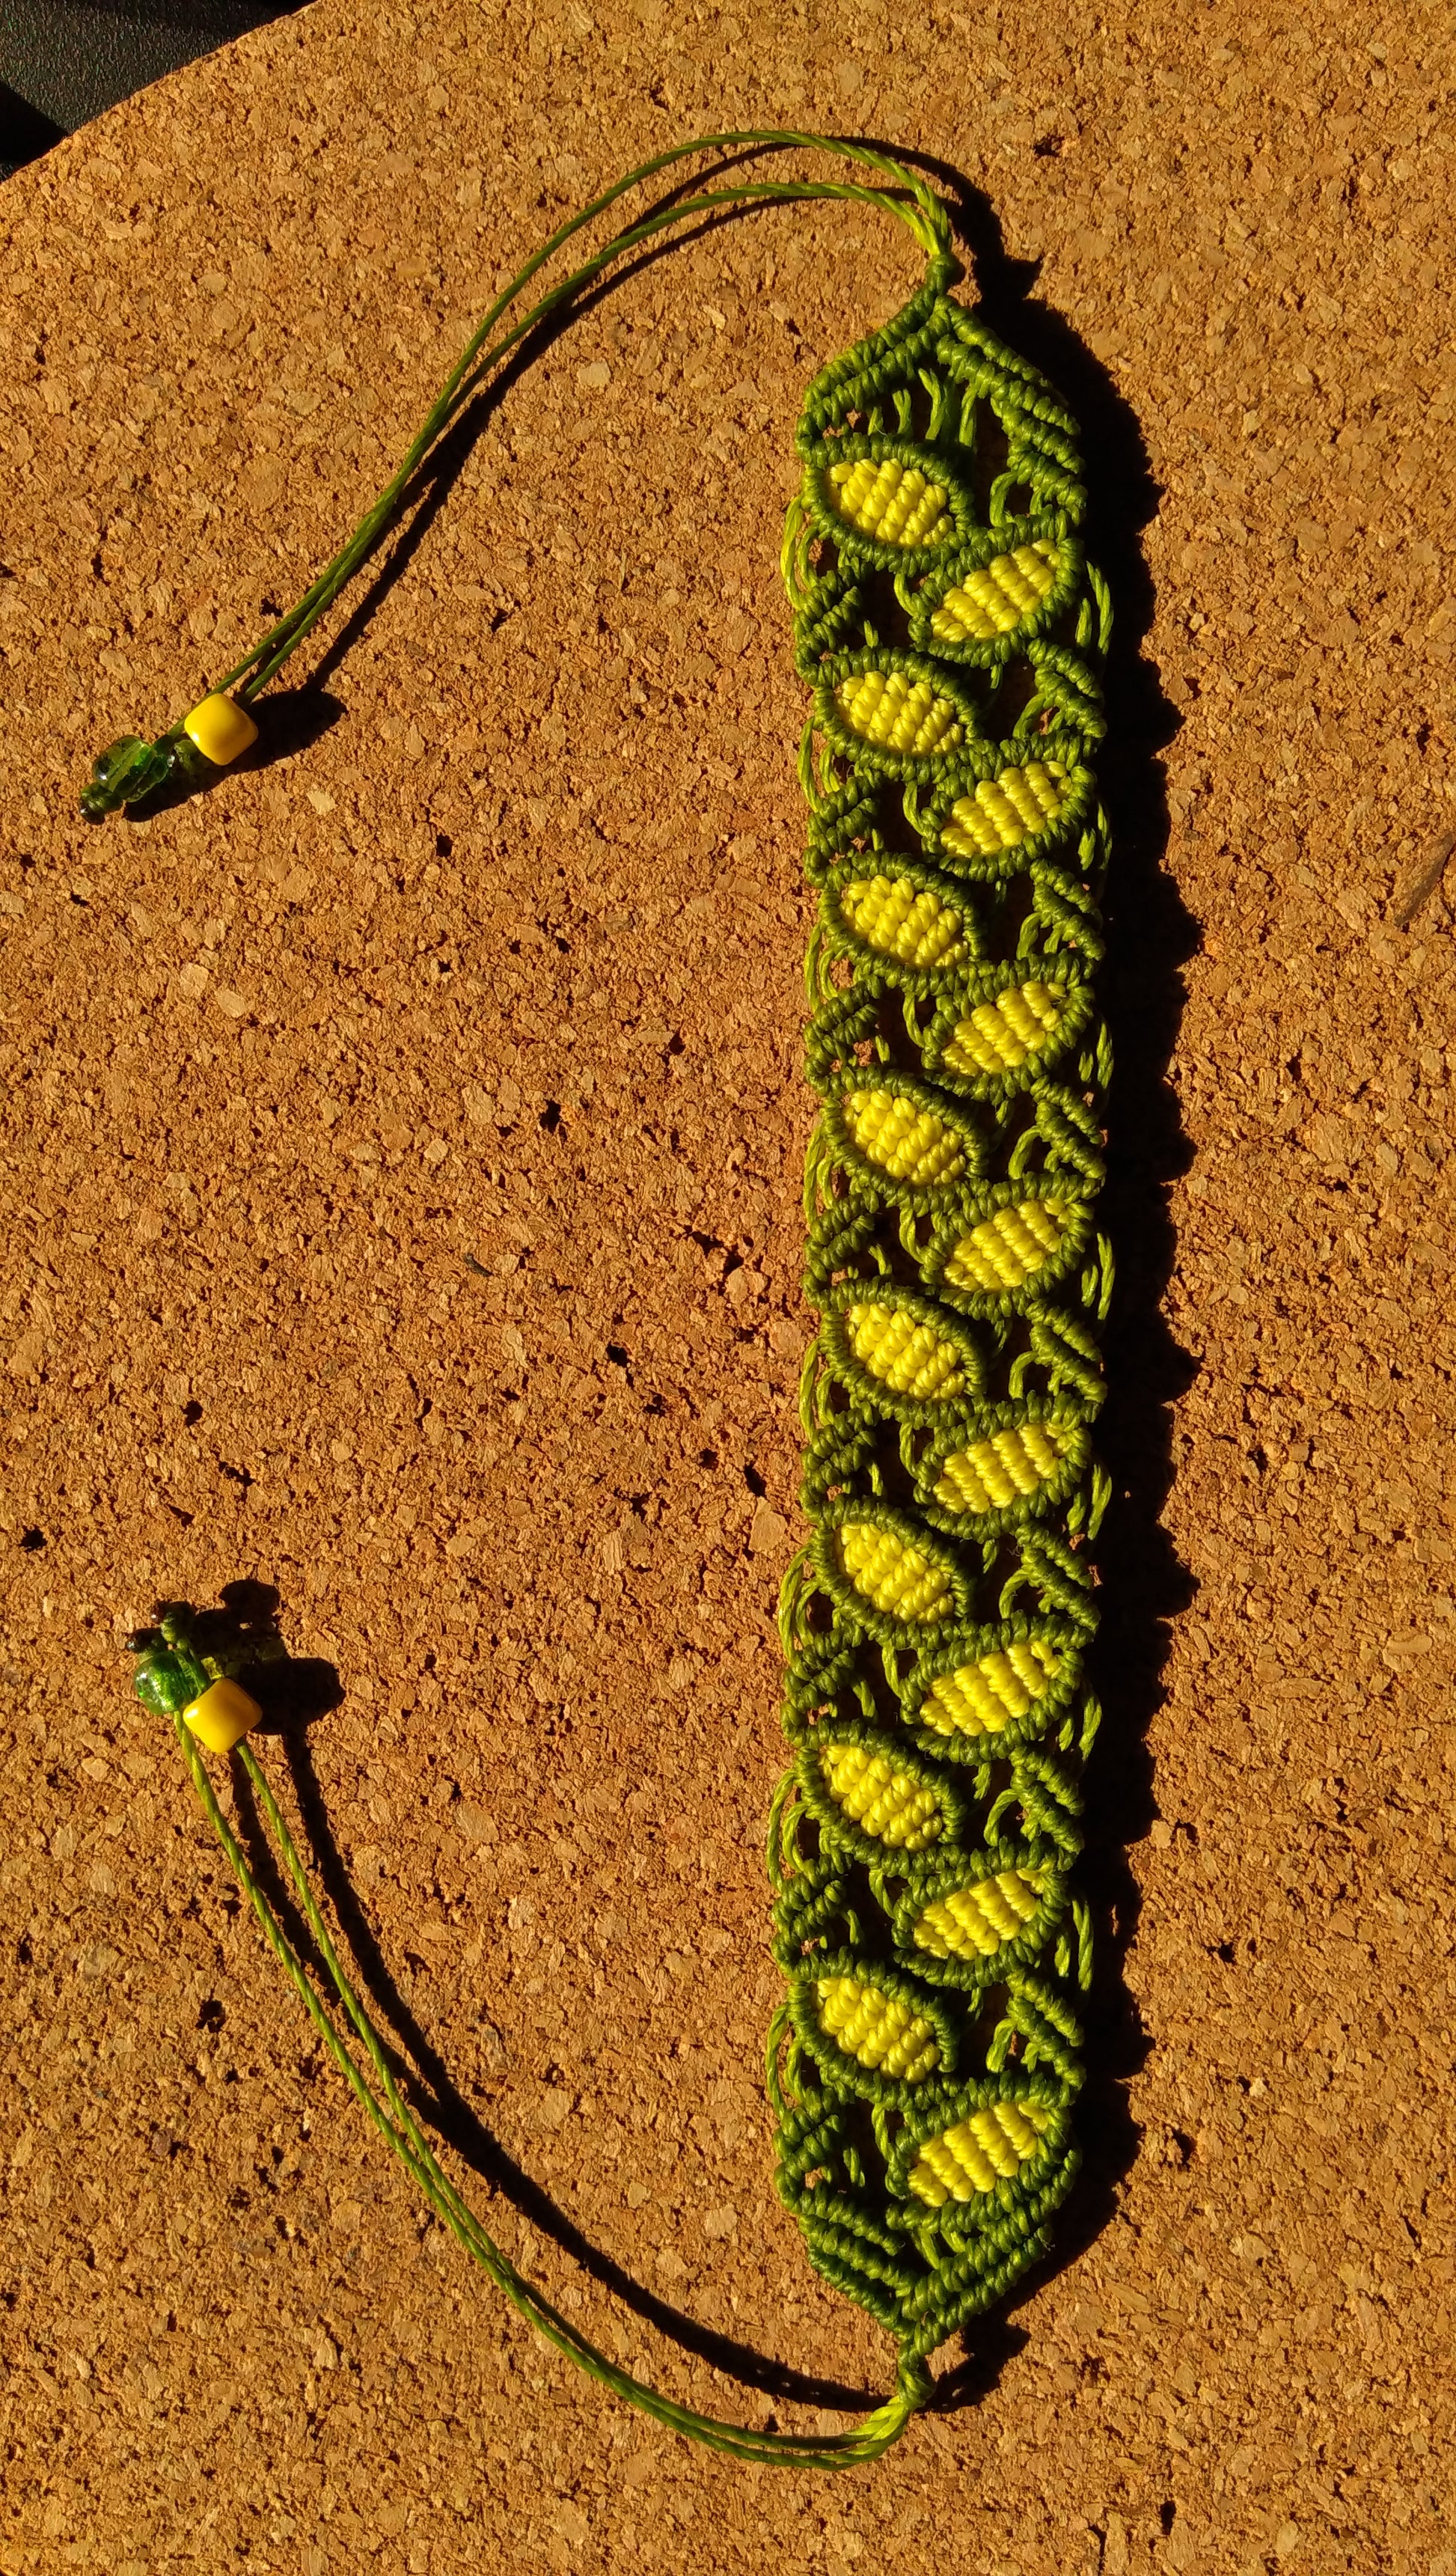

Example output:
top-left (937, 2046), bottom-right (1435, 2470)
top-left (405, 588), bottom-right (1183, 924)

top-left (836, 1522), bottom-right (954, 1624)
top-left (839, 873), bottom-right (967, 969)
top-left (844, 1088), bottom-right (966, 1187)
top-left (942, 980), bottom-right (1062, 1079)
top-left (929, 540), bottom-right (1062, 644)
top-left (942, 1198), bottom-right (1070, 1295)
top-left (816, 1975), bottom-right (940, 2082)
top-left (820, 1741), bottom-right (943, 1850)
top-left (932, 1420), bottom-right (1076, 1516)
top-left (843, 1304), bottom-right (967, 1403)
top-left (834, 670), bottom-right (964, 759)
top-left (911, 1869), bottom-right (1044, 1964)
top-left (825, 457), bottom-right (955, 550)
top-left (940, 760), bottom-right (1066, 858)
top-left (919, 1637), bottom-right (1061, 1739)
top-left (908, 2098), bottom-right (1052, 2205)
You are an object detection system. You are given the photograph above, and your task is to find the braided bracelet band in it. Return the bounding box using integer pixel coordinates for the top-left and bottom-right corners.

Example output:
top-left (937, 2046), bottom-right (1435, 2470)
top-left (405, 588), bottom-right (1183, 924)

top-left (769, 269), bottom-right (1110, 2369)
top-left (98, 132), bottom-right (1110, 2464)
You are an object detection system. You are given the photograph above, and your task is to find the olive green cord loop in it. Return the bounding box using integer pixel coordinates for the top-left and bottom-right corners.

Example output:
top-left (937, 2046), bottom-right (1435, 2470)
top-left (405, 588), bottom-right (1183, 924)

top-left (172, 1712), bottom-right (923, 2466)
top-left (80, 132), bottom-right (952, 814)
top-left (224, 174), bottom-right (945, 707)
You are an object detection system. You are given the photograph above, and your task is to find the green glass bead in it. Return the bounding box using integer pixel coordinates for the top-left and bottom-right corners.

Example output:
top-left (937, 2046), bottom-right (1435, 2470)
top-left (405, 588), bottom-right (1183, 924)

top-left (78, 735), bottom-right (177, 822)
top-left (131, 1647), bottom-right (198, 1718)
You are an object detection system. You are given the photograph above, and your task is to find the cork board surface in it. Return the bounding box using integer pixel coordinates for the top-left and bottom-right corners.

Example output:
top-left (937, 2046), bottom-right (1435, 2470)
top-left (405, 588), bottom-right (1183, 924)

top-left (3, 2), bottom-right (1455, 2569)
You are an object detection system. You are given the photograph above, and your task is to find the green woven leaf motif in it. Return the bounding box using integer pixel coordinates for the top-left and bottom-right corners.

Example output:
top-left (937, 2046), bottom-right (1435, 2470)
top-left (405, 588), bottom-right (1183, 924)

top-left (922, 1179), bottom-right (1097, 1313)
top-left (810, 1501), bottom-right (970, 1638)
top-left (914, 2099), bottom-right (1050, 2201)
top-left (816, 650), bottom-right (985, 774)
top-left (918, 967), bottom-right (1096, 1099)
top-left (891, 1849), bottom-right (1069, 1988)
top-left (915, 531), bottom-right (1075, 658)
top-left (911, 734), bottom-right (1098, 879)
top-left (915, 1408), bottom-right (1092, 1537)
top-left (897, 1620), bottom-right (1083, 1756)
top-left (823, 852), bottom-right (976, 979)
top-left (791, 1956), bottom-right (955, 2097)
top-left (802, 433), bottom-right (975, 572)
top-left (822, 1069), bottom-right (987, 1204)
top-left (819, 1737), bottom-right (944, 1845)
top-left (820, 1281), bottom-right (986, 1419)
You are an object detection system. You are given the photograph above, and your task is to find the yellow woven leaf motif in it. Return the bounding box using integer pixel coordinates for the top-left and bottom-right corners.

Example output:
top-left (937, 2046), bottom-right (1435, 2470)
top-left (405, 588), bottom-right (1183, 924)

top-left (835, 669), bottom-right (964, 759)
top-left (908, 2097), bottom-right (1053, 2206)
top-left (825, 455), bottom-right (956, 550)
top-left (940, 760), bottom-right (1067, 859)
top-left (911, 1869), bottom-right (1044, 1963)
top-left (929, 540), bottom-right (1062, 644)
top-left (942, 980), bottom-right (1062, 1079)
top-left (816, 1974), bottom-right (940, 2081)
top-left (843, 1087), bottom-right (966, 1187)
top-left (942, 1197), bottom-right (1071, 1295)
top-left (919, 1636), bottom-right (1062, 1739)
top-left (839, 872), bottom-right (968, 969)
top-left (932, 1418), bottom-right (1077, 1516)
top-left (836, 1520), bottom-right (954, 1623)
top-left (820, 1740), bottom-right (943, 1849)
top-left (843, 1302), bottom-right (967, 1403)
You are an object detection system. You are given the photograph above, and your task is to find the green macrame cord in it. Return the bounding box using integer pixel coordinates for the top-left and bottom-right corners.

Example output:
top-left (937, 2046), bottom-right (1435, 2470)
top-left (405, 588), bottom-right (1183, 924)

top-left (105, 132), bottom-right (1111, 2466)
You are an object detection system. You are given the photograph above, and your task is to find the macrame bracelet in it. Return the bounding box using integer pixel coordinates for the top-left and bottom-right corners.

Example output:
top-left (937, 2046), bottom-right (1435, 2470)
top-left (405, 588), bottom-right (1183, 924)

top-left (768, 267), bottom-right (1111, 2370)
top-left (102, 131), bottom-right (1110, 2466)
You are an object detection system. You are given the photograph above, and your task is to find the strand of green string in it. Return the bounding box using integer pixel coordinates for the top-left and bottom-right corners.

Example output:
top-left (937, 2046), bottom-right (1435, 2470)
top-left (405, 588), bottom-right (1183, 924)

top-left (166, 131), bottom-right (952, 736)
top-left (175, 1716), bottom-right (927, 2465)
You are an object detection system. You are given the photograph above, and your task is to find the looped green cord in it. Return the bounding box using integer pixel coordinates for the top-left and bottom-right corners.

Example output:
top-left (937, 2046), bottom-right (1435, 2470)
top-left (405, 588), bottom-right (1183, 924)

top-left (173, 1713), bottom-right (928, 2467)
top-left (79, 132), bottom-right (953, 814)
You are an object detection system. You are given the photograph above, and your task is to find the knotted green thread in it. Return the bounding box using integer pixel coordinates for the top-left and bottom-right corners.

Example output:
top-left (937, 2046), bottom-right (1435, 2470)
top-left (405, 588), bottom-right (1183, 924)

top-left (103, 131), bottom-right (1112, 2460)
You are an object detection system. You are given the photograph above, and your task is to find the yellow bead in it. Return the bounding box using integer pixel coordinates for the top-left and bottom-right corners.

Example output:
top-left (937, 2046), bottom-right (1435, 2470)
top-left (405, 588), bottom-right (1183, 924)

top-left (183, 1676), bottom-right (263, 1754)
top-left (183, 692), bottom-right (260, 767)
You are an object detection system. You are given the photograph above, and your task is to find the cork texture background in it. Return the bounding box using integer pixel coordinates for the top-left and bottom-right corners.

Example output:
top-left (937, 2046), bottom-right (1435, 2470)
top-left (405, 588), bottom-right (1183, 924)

top-left (3, 2), bottom-right (1455, 2569)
